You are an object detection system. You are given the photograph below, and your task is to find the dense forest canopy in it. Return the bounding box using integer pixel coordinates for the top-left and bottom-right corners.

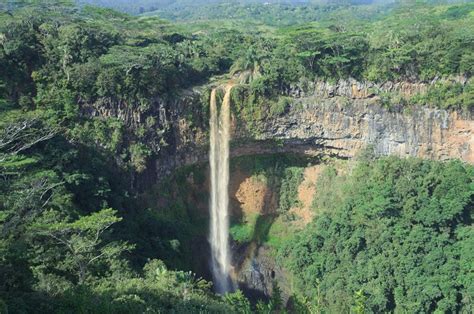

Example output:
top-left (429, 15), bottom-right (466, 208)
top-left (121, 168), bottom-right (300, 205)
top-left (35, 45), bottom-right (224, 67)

top-left (2, 0), bottom-right (473, 113)
top-left (0, 0), bottom-right (473, 313)
top-left (279, 157), bottom-right (474, 312)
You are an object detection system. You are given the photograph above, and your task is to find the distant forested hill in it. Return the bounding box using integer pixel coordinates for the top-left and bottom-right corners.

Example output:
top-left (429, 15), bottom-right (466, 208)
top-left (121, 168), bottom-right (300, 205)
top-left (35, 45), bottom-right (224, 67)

top-left (74, 0), bottom-right (403, 15)
top-left (74, 0), bottom-right (309, 15)
top-left (74, 0), bottom-right (474, 19)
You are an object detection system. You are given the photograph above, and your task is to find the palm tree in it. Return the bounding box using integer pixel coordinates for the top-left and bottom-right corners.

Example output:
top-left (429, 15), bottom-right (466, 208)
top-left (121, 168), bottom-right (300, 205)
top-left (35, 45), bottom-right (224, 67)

top-left (230, 45), bottom-right (265, 84)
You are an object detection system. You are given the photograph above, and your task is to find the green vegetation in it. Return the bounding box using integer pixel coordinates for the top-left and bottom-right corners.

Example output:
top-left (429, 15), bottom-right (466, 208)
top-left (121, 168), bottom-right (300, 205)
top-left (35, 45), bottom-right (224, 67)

top-left (278, 157), bottom-right (474, 313)
top-left (0, 4), bottom-right (242, 311)
top-left (156, 2), bottom-right (474, 82)
top-left (230, 213), bottom-right (261, 244)
top-left (410, 80), bottom-right (474, 109)
top-left (278, 167), bottom-right (304, 213)
top-left (153, 2), bottom-right (391, 27)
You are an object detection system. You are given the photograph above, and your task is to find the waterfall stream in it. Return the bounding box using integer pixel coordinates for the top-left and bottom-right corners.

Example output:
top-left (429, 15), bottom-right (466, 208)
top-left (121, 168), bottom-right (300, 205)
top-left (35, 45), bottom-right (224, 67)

top-left (209, 86), bottom-right (234, 294)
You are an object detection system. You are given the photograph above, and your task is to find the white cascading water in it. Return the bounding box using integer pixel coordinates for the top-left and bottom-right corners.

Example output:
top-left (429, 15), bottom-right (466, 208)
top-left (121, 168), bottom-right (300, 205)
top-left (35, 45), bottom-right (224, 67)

top-left (209, 86), bottom-right (234, 294)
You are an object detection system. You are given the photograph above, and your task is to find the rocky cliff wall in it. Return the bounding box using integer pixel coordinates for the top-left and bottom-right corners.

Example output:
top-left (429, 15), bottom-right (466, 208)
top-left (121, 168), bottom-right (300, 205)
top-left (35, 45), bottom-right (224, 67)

top-left (252, 96), bottom-right (473, 163)
top-left (163, 85), bottom-right (473, 179)
top-left (81, 79), bottom-right (474, 180)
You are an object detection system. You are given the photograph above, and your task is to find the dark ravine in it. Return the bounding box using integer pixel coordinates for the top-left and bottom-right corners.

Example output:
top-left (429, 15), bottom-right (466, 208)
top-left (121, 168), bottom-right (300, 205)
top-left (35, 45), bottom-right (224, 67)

top-left (232, 241), bottom-right (292, 303)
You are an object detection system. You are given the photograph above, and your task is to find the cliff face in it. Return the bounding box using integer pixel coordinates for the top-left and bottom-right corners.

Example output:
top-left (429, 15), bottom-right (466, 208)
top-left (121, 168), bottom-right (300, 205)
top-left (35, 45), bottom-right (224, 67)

top-left (243, 78), bottom-right (473, 163)
top-left (252, 96), bottom-right (473, 163)
top-left (81, 79), bottom-right (474, 180)
top-left (165, 83), bottom-right (473, 178)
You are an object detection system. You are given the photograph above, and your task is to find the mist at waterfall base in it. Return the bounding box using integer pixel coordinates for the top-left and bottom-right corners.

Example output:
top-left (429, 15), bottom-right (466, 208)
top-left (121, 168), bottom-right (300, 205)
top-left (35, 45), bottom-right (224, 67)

top-left (209, 86), bottom-right (235, 294)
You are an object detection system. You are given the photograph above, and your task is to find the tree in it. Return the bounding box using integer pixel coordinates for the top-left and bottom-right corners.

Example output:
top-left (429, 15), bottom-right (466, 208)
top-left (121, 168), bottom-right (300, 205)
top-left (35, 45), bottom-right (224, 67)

top-left (0, 118), bottom-right (57, 164)
top-left (224, 290), bottom-right (252, 314)
top-left (30, 208), bottom-right (132, 285)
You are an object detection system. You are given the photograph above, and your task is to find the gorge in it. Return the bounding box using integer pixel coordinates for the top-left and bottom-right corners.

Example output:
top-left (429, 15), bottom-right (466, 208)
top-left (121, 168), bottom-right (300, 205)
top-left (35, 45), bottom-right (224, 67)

top-left (91, 78), bottom-right (473, 300)
top-left (110, 78), bottom-right (474, 300)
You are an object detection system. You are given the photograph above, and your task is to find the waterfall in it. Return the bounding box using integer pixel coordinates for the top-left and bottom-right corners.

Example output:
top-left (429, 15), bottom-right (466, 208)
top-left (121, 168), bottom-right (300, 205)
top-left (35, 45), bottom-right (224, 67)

top-left (209, 85), bottom-right (234, 294)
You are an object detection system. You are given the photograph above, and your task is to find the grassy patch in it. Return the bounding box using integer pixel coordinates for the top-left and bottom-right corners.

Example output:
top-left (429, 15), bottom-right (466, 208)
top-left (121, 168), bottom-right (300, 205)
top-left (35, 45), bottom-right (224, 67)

top-left (266, 216), bottom-right (296, 250)
top-left (230, 213), bottom-right (260, 243)
top-left (230, 213), bottom-right (276, 245)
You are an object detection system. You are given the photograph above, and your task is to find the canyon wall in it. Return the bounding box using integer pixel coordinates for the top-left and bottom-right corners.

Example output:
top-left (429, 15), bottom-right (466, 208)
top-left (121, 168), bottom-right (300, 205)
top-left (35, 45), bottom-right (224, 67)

top-left (165, 82), bottom-right (473, 179)
top-left (81, 79), bottom-right (474, 180)
top-left (252, 96), bottom-right (473, 163)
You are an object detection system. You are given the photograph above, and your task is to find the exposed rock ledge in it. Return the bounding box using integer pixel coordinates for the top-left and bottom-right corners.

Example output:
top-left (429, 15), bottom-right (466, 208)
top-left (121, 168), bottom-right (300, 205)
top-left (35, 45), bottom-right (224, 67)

top-left (81, 80), bottom-right (474, 180)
